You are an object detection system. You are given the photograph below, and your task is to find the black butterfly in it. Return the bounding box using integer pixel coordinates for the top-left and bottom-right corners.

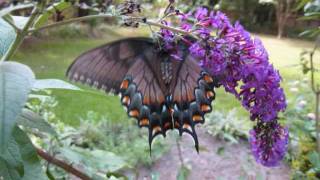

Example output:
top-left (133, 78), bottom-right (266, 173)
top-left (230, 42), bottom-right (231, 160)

top-left (67, 37), bottom-right (218, 152)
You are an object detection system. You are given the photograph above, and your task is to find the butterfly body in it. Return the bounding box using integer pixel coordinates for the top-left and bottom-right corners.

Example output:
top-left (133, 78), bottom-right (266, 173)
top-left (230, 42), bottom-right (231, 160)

top-left (67, 37), bottom-right (217, 151)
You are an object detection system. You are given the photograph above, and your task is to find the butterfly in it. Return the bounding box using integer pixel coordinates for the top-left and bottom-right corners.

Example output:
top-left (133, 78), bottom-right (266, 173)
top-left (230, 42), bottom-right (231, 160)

top-left (67, 37), bottom-right (218, 152)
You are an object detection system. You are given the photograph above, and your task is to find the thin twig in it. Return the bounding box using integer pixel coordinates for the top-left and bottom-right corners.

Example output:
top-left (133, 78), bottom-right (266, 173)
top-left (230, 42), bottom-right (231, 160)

top-left (316, 93), bottom-right (320, 153)
top-left (309, 37), bottom-right (320, 152)
top-left (176, 137), bottom-right (185, 167)
top-left (29, 13), bottom-right (197, 39)
top-left (36, 148), bottom-right (91, 180)
top-left (310, 43), bottom-right (319, 93)
top-left (29, 14), bottom-right (115, 33)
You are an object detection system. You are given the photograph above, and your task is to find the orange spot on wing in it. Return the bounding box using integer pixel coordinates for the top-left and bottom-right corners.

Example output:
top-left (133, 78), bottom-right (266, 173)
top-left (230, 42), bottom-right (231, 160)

top-left (201, 104), bottom-right (211, 112)
top-left (183, 123), bottom-right (190, 129)
top-left (152, 126), bottom-right (162, 135)
top-left (192, 115), bottom-right (203, 122)
top-left (206, 91), bottom-right (215, 99)
top-left (143, 96), bottom-right (150, 105)
top-left (139, 118), bottom-right (149, 126)
top-left (204, 75), bottom-right (213, 83)
top-left (129, 109), bottom-right (139, 117)
top-left (122, 96), bottom-right (130, 105)
top-left (120, 80), bottom-right (129, 90)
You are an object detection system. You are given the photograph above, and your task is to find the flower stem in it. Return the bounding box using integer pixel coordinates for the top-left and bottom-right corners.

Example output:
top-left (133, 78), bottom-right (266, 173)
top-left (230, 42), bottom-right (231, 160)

top-left (145, 19), bottom-right (198, 39)
top-left (2, 8), bottom-right (197, 62)
top-left (29, 14), bottom-right (197, 39)
top-left (316, 93), bottom-right (320, 153)
top-left (309, 40), bottom-right (320, 152)
top-left (29, 14), bottom-right (115, 33)
top-left (36, 147), bottom-right (91, 180)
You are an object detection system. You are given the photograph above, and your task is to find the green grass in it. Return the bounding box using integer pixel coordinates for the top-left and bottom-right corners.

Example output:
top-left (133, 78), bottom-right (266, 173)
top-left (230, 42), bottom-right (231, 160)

top-left (14, 28), bottom-right (320, 126)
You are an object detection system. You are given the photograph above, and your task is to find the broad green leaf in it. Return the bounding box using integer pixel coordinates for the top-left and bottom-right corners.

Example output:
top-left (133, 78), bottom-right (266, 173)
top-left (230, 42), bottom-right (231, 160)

top-left (0, 15), bottom-right (28, 57)
top-left (0, 62), bottom-right (35, 153)
top-left (33, 79), bottom-right (81, 91)
top-left (2, 137), bottom-right (24, 176)
top-left (0, 157), bottom-right (21, 180)
top-left (12, 126), bottom-right (47, 180)
top-left (0, 19), bottom-right (16, 57)
top-left (0, 126), bottom-right (47, 180)
top-left (176, 165), bottom-right (190, 180)
top-left (308, 151), bottom-right (320, 168)
top-left (59, 147), bottom-right (128, 176)
top-left (16, 108), bottom-right (57, 136)
top-left (85, 149), bottom-right (127, 173)
top-left (0, 3), bottom-right (34, 18)
top-left (34, 1), bottom-right (71, 28)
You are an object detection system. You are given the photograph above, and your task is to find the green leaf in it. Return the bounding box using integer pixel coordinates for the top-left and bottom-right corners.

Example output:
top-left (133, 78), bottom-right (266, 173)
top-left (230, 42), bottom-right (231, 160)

top-left (33, 79), bottom-right (81, 91)
top-left (0, 156), bottom-right (21, 180)
top-left (0, 62), bottom-right (35, 153)
top-left (86, 149), bottom-right (127, 173)
top-left (223, 133), bottom-right (238, 144)
top-left (304, 12), bottom-right (320, 18)
top-left (294, 0), bottom-right (312, 11)
top-left (299, 27), bottom-right (320, 37)
top-left (0, 19), bottom-right (16, 57)
top-left (16, 108), bottom-right (57, 136)
top-left (59, 147), bottom-right (128, 176)
top-left (176, 165), bottom-right (190, 180)
top-left (34, 1), bottom-right (71, 28)
top-left (308, 151), bottom-right (320, 168)
top-left (2, 137), bottom-right (24, 176)
top-left (0, 126), bottom-right (47, 180)
top-left (11, 126), bottom-right (47, 180)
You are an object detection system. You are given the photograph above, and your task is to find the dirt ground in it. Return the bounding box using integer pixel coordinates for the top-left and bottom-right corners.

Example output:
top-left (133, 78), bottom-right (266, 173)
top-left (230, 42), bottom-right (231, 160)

top-left (135, 127), bottom-right (291, 180)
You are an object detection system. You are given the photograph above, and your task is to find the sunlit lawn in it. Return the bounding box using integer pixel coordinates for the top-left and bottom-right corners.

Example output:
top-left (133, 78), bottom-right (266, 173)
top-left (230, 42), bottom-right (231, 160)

top-left (14, 27), bottom-right (319, 126)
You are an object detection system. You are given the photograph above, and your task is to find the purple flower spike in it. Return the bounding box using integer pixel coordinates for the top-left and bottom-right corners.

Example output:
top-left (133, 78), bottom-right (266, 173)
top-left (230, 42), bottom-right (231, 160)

top-left (249, 121), bottom-right (289, 167)
top-left (157, 8), bottom-right (288, 167)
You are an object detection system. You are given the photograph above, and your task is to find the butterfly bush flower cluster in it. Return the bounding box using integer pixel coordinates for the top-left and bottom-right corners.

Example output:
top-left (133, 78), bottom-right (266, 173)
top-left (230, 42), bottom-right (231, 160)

top-left (159, 7), bottom-right (288, 167)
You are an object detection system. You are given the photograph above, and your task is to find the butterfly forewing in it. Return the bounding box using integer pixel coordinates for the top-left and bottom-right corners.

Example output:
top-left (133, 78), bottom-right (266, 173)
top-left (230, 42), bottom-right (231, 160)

top-left (67, 38), bottom-right (154, 93)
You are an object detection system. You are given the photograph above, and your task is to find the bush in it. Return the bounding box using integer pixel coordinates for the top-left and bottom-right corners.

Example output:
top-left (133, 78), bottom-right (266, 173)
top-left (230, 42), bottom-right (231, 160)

top-left (204, 109), bottom-right (251, 144)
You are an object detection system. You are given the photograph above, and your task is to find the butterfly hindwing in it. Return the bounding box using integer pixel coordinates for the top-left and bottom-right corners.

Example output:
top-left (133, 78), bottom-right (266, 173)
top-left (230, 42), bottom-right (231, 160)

top-left (67, 37), bottom-right (217, 153)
